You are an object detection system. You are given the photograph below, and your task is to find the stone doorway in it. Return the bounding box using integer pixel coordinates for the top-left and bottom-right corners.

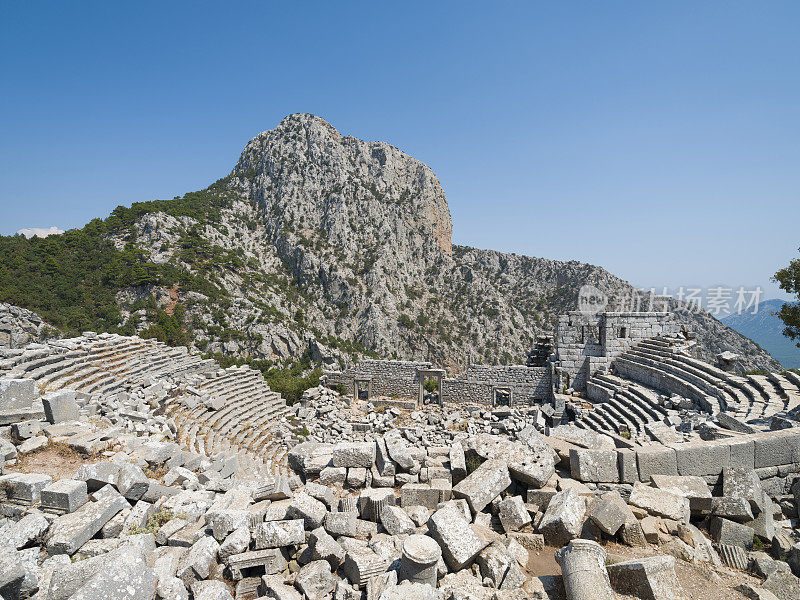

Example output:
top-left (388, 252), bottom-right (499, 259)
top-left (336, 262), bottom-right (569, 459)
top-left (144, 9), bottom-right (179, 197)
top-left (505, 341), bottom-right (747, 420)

top-left (354, 379), bottom-right (371, 401)
top-left (493, 387), bottom-right (512, 407)
top-left (417, 369), bottom-right (444, 406)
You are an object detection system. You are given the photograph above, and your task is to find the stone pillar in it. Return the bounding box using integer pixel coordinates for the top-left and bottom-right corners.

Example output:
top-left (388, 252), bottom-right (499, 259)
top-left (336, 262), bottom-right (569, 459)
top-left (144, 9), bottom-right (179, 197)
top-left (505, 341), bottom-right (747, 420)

top-left (555, 539), bottom-right (613, 600)
top-left (359, 488), bottom-right (395, 522)
top-left (399, 534), bottom-right (441, 587)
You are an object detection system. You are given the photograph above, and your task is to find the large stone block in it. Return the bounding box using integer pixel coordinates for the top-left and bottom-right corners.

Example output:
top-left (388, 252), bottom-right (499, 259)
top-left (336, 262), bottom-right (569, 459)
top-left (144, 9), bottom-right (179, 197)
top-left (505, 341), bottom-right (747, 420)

top-left (332, 442), bottom-right (376, 469)
top-left (46, 486), bottom-right (130, 555)
top-left (538, 488), bottom-right (586, 547)
top-left (427, 504), bottom-right (488, 571)
top-left (452, 459), bottom-right (511, 513)
top-left (636, 446), bottom-right (677, 481)
top-left (42, 390), bottom-right (80, 424)
top-left (570, 448), bottom-right (619, 483)
top-left (41, 479), bottom-right (88, 514)
top-left (0, 379), bottom-right (36, 411)
top-left (254, 519), bottom-right (305, 549)
top-left (727, 438), bottom-right (755, 471)
top-left (607, 555), bottom-right (682, 600)
top-left (628, 482), bottom-right (689, 523)
top-left (754, 430), bottom-right (800, 469)
top-left (671, 441), bottom-right (729, 477)
top-left (286, 492), bottom-right (327, 529)
top-left (709, 517), bottom-right (754, 549)
top-left (588, 491), bottom-right (630, 536)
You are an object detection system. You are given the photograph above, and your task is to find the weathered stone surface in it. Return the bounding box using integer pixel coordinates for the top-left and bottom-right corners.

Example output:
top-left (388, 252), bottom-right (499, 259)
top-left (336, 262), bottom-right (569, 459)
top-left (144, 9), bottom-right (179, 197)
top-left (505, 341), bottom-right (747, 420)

top-left (286, 492), bottom-right (327, 529)
top-left (332, 441), bottom-right (376, 468)
top-left (0, 379), bottom-right (36, 411)
top-left (384, 430), bottom-right (414, 470)
top-left (192, 579), bottom-right (234, 600)
top-left (254, 519), bottom-right (305, 548)
top-left (296, 560), bottom-right (337, 600)
top-left (570, 448), bottom-right (619, 483)
top-left (498, 495), bottom-right (531, 532)
top-left (636, 446), bottom-right (678, 481)
top-left (116, 462), bottom-right (150, 501)
top-left (427, 503), bottom-right (488, 571)
top-left (452, 459), bottom-right (511, 513)
top-left (176, 535), bottom-right (220, 587)
top-left (380, 504), bottom-right (416, 536)
top-left (401, 483), bottom-right (441, 510)
top-left (723, 467), bottom-right (766, 514)
top-left (628, 482), bottom-right (689, 522)
top-left (46, 486), bottom-right (129, 555)
top-left (607, 555), bottom-right (682, 600)
top-left (309, 526), bottom-right (345, 569)
top-left (287, 442), bottom-right (333, 474)
top-left (587, 491), bottom-right (629, 536)
top-left (5, 512), bottom-right (49, 550)
top-left (324, 511), bottom-right (357, 537)
top-left (710, 517), bottom-right (754, 550)
top-left (538, 488), bottom-right (585, 547)
top-left (712, 497), bottom-right (754, 522)
top-left (468, 433), bottom-right (556, 488)
top-left (42, 390), bottom-right (79, 424)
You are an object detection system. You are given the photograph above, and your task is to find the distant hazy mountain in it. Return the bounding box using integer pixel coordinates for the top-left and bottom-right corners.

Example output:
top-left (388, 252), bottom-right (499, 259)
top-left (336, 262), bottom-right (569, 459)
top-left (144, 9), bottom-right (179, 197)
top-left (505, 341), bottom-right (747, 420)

top-left (721, 299), bottom-right (800, 369)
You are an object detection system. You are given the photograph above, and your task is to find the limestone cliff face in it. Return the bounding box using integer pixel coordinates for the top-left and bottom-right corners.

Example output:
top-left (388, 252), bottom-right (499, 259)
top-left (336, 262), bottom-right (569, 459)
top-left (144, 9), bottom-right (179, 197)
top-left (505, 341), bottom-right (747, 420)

top-left (110, 114), bottom-right (780, 374)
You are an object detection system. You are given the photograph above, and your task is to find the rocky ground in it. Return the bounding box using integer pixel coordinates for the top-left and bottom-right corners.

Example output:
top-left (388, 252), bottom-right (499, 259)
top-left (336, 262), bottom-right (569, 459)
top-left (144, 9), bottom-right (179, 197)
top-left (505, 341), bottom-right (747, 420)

top-left (1, 376), bottom-right (799, 600)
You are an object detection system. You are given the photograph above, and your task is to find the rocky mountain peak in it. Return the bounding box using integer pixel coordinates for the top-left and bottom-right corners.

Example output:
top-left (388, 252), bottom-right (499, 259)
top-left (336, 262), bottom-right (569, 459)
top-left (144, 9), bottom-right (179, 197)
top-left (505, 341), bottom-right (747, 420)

top-left (232, 113), bottom-right (453, 258)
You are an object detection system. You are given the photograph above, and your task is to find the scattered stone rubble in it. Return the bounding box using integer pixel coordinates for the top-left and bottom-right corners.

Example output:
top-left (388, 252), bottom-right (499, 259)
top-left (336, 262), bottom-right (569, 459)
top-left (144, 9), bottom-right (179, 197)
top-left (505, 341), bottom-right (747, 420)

top-left (1, 329), bottom-right (800, 599)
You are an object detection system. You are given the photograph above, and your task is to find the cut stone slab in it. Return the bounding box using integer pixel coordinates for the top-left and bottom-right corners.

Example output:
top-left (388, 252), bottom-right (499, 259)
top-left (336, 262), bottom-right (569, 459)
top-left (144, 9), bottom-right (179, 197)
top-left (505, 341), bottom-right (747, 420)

top-left (628, 482), bottom-right (690, 523)
top-left (538, 488), bottom-right (586, 547)
top-left (324, 511), bottom-right (357, 537)
top-left (384, 430), bottom-right (414, 470)
top-left (66, 545), bottom-right (158, 600)
top-left (332, 442), bottom-right (376, 468)
top-left (427, 503), bottom-right (488, 571)
top-left (42, 390), bottom-right (80, 424)
top-left (46, 485), bottom-right (130, 555)
top-left (710, 517), bottom-right (755, 550)
top-left (75, 462), bottom-right (121, 493)
top-left (570, 448), bottom-right (619, 483)
top-left (0, 379), bottom-right (36, 410)
top-left (636, 446), bottom-right (678, 481)
top-left (587, 491), bottom-right (630, 536)
top-left (286, 492), bottom-right (327, 529)
top-left (254, 519), bottom-right (305, 549)
top-left (723, 467), bottom-right (766, 515)
top-left (380, 504), bottom-right (416, 536)
top-left (452, 458), bottom-right (511, 514)
top-left (498, 496), bottom-right (532, 532)
top-left (287, 442), bottom-right (333, 474)
top-left (607, 555), bottom-right (682, 600)
top-left (116, 463), bottom-right (150, 502)
top-left (712, 497), bottom-right (755, 522)
top-left (401, 483), bottom-right (441, 510)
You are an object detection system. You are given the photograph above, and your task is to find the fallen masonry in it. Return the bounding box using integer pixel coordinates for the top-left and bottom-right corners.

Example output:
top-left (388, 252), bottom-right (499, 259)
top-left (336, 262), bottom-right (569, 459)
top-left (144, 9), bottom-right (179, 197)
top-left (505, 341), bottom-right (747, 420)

top-left (0, 318), bottom-right (798, 599)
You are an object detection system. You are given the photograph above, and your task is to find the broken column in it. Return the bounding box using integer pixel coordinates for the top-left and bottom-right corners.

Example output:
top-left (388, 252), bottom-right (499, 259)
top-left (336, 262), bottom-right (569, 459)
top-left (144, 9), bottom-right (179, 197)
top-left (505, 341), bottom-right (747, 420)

top-left (555, 539), bottom-right (613, 600)
top-left (399, 534), bottom-right (442, 587)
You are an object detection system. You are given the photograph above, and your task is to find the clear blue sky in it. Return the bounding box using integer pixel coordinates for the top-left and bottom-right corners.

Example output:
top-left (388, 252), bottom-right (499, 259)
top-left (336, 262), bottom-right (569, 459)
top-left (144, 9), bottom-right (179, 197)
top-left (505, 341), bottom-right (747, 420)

top-left (1, 2), bottom-right (797, 301)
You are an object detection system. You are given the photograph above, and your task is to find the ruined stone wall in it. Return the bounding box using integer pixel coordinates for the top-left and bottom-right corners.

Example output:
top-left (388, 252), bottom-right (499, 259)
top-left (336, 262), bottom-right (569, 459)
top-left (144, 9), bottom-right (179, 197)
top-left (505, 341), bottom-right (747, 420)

top-left (555, 312), bottom-right (678, 392)
top-left (323, 359), bottom-right (433, 398)
top-left (325, 359), bottom-right (551, 405)
top-left (449, 365), bottom-right (551, 405)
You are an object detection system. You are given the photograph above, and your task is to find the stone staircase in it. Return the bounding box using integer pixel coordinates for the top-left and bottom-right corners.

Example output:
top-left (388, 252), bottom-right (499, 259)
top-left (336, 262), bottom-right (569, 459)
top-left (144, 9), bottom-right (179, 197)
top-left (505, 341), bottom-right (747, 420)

top-left (576, 335), bottom-right (797, 438)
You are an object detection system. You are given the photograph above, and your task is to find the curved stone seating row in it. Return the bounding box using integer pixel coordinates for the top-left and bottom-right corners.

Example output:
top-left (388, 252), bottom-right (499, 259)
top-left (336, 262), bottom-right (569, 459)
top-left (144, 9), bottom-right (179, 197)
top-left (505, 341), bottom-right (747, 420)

top-left (577, 335), bottom-right (797, 439)
top-left (164, 365), bottom-right (293, 479)
top-left (581, 374), bottom-right (671, 441)
top-left (1, 333), bottom-right (293, 479)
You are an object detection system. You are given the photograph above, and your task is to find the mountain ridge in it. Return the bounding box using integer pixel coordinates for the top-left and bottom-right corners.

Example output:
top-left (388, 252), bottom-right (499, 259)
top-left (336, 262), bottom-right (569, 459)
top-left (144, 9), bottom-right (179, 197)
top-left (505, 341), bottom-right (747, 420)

top-left (0, 113), bottom-right (781, 374)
